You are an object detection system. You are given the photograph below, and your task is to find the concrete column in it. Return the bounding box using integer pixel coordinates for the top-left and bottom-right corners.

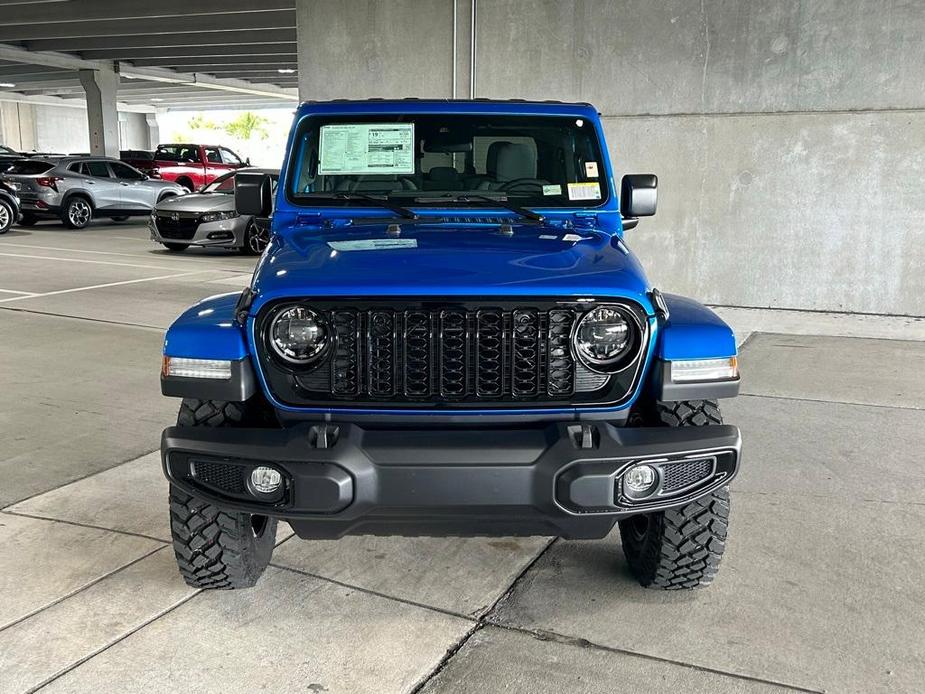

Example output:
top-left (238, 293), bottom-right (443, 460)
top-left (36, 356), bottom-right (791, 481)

top-left (453, 0), bottom-right (475, 98)
top-left (78, 65), bottom-right (119, 157)
top-left (145, 113), bottom-right (160, 149)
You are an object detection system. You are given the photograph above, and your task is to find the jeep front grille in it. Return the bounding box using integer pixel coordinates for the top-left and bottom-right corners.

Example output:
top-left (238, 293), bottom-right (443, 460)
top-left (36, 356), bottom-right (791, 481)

top-left (256, 299), bottom-right (649, 410)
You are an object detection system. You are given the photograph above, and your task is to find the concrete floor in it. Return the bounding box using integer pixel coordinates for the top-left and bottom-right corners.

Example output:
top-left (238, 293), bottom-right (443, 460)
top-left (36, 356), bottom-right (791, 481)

top-left (1, 219), bottom-right (924, 693)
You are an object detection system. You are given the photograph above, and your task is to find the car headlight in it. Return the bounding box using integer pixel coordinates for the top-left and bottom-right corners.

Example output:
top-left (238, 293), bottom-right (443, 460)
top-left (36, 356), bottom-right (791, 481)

top-left (200, 210), bottom-right (238, 223)
top-left (573, 305), bottom-right (637, 370)
top-left (268, 306), bottom-right (328, 364)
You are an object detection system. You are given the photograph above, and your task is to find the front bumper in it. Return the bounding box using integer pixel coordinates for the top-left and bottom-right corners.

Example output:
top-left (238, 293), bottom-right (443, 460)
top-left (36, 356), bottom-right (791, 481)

top-left (149, 216), bottom-right (246, 248)
top-left (162, 420), bottom-right (741, 539)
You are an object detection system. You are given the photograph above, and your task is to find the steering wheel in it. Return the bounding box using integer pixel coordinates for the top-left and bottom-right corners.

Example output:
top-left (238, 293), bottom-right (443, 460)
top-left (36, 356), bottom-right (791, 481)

top-left (497, 178), bottom-right (548, 193)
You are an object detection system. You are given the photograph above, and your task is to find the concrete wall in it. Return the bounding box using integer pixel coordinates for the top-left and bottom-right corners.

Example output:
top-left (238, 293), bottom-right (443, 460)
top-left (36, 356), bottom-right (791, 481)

top-left (0, 102), bottom-right (151, 154)
top-left (296, 0), bottom-right (925, 315)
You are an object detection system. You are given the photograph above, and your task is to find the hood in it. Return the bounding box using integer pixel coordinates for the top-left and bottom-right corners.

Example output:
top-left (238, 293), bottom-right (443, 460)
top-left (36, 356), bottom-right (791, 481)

top-left (155, 192), bottom-right (232, 213)
top-left (251, 221), bottom-right (653, 310)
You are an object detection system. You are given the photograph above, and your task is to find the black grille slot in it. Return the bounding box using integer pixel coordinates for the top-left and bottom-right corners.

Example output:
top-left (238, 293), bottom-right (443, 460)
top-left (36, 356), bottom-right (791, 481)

top-left (155, 215), bottom-right (199, 240)
top-left (262, 299), bottom-right (649, 410)
top-left (661, 459), bottom-right (714, 493)
top-left (191, 461), bottom-right (246, 494)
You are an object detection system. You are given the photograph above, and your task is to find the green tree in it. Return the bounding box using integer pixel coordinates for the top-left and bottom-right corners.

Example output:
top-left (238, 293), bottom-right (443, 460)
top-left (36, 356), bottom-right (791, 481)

top-left (224, 112), bottom-right (269, 141)
top-left (187, 114), bottom-right (218, 130)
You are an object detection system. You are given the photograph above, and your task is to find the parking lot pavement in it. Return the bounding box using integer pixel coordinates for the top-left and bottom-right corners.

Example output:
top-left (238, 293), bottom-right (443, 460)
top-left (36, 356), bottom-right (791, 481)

top-left (2, 222), bottom-right (924, 693)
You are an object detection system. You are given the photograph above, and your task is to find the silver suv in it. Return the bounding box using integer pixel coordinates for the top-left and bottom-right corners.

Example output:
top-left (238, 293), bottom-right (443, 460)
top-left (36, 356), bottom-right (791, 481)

top-left (0, 156), bottom-right (186, 229)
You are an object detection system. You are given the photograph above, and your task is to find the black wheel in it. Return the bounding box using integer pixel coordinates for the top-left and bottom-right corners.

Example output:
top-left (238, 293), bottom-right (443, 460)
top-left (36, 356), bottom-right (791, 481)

top-left (176, 178), bottom-right (194, 193)
top-left (619, 400), bottom-right (730, 590)
top-left (240, 220), bottom-right (269, 256)
top-left (110, 215), bottom-right (130, 222)
top-left (0, 199), bottom-right (13, 234)
top-left (18, 213), bottom-right (39, 227)
top-left (169, 398), bottom-right (277, 589)
top-left (61, 196), bottom-right (93, 229)
top-left (163, 242), bottom-right (189, 252)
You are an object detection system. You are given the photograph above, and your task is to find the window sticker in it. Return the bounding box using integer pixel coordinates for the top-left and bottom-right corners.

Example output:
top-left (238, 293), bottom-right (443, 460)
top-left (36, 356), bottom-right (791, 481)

top-left (318, 123), bottom-right (415, 175)
top-left (327, 239), bottom-right (418, 252)
top-left (567, 182), bottom-right (601, 201)
top-left (542, 184), bottom-right (562, 196)
top-left (584, 161), bottom-right (599, 178)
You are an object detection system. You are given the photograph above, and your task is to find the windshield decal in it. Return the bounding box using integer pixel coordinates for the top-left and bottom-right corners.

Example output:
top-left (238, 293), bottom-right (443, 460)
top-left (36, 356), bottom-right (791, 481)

top-left (542, 184), bottom-right (562, 196)
top-left (567, 182), bottom-right (601, 201)
top-left (318, 123), bottom-right (415, 175)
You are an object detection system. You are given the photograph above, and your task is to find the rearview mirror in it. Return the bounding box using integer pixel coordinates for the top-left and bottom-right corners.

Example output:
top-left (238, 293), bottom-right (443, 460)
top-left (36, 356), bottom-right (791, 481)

top-left (235, 171), bottom-right (273, 218)
top-left (620, 174), bottom-right (658, 229)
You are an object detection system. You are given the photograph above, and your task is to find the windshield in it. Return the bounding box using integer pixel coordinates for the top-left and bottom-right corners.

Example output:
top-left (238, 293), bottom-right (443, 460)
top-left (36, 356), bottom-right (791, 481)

top-left (287, 114), bottom-right (608, 210)
top-left (6, 160), bottom-right (54, 175)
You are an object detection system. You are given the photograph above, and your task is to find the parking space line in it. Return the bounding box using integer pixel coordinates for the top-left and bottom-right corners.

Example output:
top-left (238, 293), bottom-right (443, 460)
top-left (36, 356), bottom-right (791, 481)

top-left (0, 242), bottom-right (158, 258)
top-left (0, 270), bottom-right (215, 303)
top-left (0, 288), bottom-right (37, 296)
top-left (0, 251), bottom-right (185, 272)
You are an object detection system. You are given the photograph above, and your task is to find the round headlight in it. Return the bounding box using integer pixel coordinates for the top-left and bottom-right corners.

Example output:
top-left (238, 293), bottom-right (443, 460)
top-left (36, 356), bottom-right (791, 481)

top-left (268, 306), bottom-right (327, 364)
top-left (574, 306), bottom-right (633, 368)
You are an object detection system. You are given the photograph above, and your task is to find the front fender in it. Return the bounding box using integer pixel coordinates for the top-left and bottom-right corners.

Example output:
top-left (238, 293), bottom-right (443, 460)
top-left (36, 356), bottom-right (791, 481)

top-left (162, 292), bottom-right (256, 400)
top-left (652, 293), bottom-right (739, 400)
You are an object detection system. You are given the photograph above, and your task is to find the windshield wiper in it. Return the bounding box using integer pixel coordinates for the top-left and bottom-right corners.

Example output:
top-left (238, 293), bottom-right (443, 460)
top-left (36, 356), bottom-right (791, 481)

top-left (418, 193), bottom-right (545, 223)
top-left (327, 192), bottom-right (419, 220)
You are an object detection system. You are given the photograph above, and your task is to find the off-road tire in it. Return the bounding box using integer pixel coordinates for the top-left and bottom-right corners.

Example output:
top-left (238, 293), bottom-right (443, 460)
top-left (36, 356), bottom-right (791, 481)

top-left (169, 398), bottom-right (277, 589)
top-left (163, 242), bottom-right (189, 252)
top-left (619, 399), bottom-right (729, 589)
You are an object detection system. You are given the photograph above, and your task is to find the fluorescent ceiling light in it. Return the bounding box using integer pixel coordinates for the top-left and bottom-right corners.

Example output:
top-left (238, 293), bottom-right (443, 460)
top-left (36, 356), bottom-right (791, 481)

top-left (277, 68), bottom-right (296, 74)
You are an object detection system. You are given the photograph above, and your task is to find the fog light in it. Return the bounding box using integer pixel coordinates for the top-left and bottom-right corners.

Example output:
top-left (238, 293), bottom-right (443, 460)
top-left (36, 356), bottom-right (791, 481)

top-left (623, 464), bottom-right (658, 497)
top-left (250, 466), bottom-right (282, 494)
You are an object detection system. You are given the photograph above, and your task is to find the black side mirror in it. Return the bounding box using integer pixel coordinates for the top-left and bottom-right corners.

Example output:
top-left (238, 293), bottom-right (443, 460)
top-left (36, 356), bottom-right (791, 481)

top-left (620, 174), bottom-right (658, 230)
top-left (235, 171), bottom-right (273, 218)
top-left (244, 157), bottom-right (251, 166)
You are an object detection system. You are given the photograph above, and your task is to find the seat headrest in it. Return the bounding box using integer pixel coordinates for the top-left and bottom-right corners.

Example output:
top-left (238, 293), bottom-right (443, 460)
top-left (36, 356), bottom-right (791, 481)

top-left (494, 143), bottom-right (536, 182)
top-left (427, 166), bottom-right (460, 183)
top-left (485, 141), bottom-right (511, 177)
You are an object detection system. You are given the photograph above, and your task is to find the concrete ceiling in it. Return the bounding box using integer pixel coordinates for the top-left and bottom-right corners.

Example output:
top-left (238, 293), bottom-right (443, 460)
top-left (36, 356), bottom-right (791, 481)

top-left (0, 0), bottom-right (299, 111)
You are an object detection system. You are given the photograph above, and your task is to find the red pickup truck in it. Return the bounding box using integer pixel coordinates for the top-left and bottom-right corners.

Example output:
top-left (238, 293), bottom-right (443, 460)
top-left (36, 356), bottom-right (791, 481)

top-left (123, 144), bottom-right (249, 192)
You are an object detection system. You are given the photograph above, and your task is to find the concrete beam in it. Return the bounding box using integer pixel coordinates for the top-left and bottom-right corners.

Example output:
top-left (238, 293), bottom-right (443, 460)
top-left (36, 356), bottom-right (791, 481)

top-left (0, 0), bottom-right (295, 25)
top-left (145, 113), bottom-right (160, 149)
top-left (0, 10), bottom-right (295, 41)
top-left (0, 43), bottom-right (105, 71)
top-left (26, 29), bottom-right (296, 53)
top-left (79, 45), bottom-right (297, 61)
top-left (79, 67), bottom-right (120, 157)
top-left (128, 56), bottom-right (297, 67)
top-left (0, 89), bottom-right (156, 114)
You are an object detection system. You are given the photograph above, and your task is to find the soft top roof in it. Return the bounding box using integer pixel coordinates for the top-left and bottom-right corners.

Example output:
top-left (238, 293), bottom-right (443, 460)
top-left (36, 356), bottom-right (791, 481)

top-left (295, 98), bottom-right (600, 120)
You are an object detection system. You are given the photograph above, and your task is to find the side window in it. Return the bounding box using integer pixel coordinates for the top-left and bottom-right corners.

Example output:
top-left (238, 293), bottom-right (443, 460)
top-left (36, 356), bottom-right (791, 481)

top-left (178, 146), bottom-right (201, 163)
top-left (109, 162), bottom-right (145, 180)
top-left (220, 148), bottom-right (242, 165)
top-left (204, 147), bottom-right (222, 164)
top-left (85, 161), bottom-right (112, 178)
top-left (68, 163), bottom-right (83, 174)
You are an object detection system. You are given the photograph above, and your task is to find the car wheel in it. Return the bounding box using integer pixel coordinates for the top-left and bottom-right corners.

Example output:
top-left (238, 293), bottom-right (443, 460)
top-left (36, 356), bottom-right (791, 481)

top-left (240, 220), bottom-right (270, 256)
top-left (176, 178), bottom-right (194, 193)
top-left (163, 242), bottom-right (189, 252)
top-left (169, 399), bottom-right (277, 589)
top-left (61, 197), bottom-right (93, 229)
top-left (18, 213), bottom-right (38, 227)
top-left (0, 199), bottom-right (13, 234)
top-left (618, 400), bottom-right (729, 590)
top-left (110, 215), bottom-right (130, 222)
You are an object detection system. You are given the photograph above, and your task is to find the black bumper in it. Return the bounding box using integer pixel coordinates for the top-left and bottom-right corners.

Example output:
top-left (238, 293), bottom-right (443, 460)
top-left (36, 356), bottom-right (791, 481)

top-left (161, 421), bottom-right (741, 540)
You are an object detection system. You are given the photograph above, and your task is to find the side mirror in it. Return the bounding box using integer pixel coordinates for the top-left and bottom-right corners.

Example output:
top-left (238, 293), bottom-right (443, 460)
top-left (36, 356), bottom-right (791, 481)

top-left (244, 158), bottom-right (251, 166)
top-left (620, 174), bottom-right (657, 230)
top-left (235, 171), bottom-right (273, 217)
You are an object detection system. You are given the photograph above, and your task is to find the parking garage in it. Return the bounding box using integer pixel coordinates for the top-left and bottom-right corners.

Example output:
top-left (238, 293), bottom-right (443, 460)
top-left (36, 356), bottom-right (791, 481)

top-left (1, 2), bottom-right (924, 693)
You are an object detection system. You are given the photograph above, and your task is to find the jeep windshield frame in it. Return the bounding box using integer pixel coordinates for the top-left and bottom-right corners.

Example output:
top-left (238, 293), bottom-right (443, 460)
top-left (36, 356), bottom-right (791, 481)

top-left (285, 113), bottom-right (610, 211)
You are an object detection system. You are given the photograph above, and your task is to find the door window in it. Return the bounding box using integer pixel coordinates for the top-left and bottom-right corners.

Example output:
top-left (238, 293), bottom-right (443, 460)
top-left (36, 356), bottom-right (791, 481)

top-left (109, 162), bottom-right (145, 180)
top-left (84, 161), bottom-right (112, 178)
top-left (220, 148), bottom-right (243, 165)
top-left (204, 147), bottom-right (222, 164)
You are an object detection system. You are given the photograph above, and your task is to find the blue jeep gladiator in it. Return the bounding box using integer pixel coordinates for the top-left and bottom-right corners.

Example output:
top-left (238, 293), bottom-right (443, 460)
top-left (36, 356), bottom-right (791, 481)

top-left (160, 99), bottom-right (741, 591)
